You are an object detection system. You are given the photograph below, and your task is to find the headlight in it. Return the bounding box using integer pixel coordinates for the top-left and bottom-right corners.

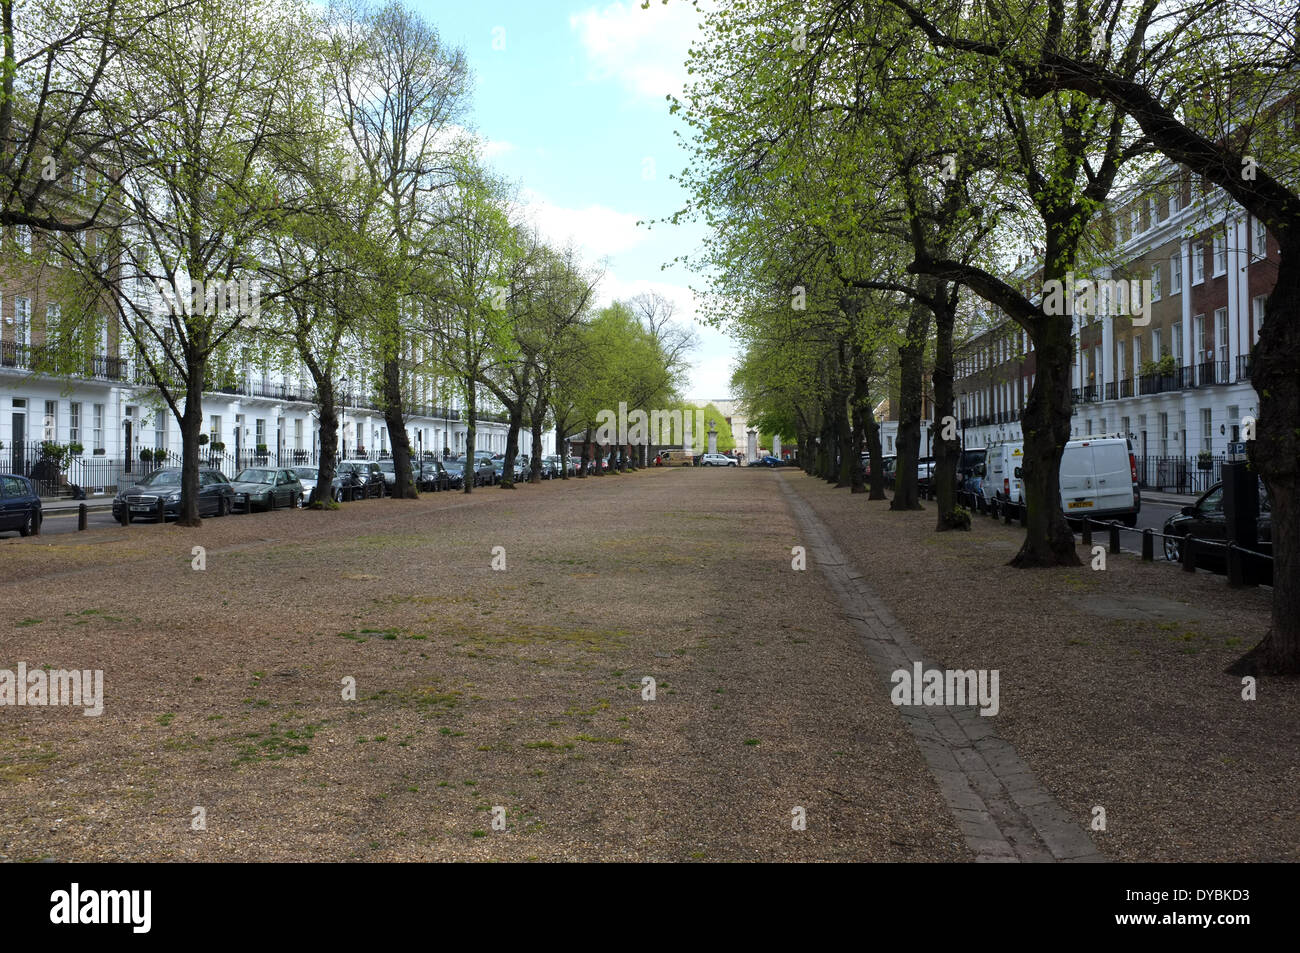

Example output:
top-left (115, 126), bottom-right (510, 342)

top-left (165, 493), bottom-right (181, 502)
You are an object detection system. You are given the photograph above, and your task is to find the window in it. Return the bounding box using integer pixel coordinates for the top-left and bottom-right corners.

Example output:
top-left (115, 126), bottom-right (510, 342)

top-left (1172, 323), bottom-right (1183, 365)
top-left (255, 418), bottom-right (266, 448)
top-left (1253, 295), bottom-right (1266, 344)
top-left (15, 225), bottom-right (30, 253)
top-left (1159, 412), bottom-right (1168, 455)
top-left (1213, 230), bottom-right (1227, 276)
top-left (1150, 264), bottom-right (1161, 301)
top-left (1191, 242), bottom-right (1205, 283)
top-left (1253, 217), bottom-right (1267, 259)
top-left (1194, 314), bottom-right (1205, 359)
top-left (209, 415), bottom-right (222, 444)
top-left (44, 400), bottom-right (57, 441)
top-left (1148, 196), bottom-right (1159, 225)
top-left (1116, 341), bottom-right (1126, 380)
top-left (1170, 253), bottom-right (1182, 293)
top-left (1215, 308), bottom-right (1228, 366)
top-left (1201, 408), bottom-right (1213, 453)
top-left (93, 404), bottom-right (104, 451)
top-left (1130, 206), bottom-right (1142, 237)
top-left (1152, 328), bottom-right (1162, 360)
top-left (14, 297), bottom-right (30, 348)
top-left (154, 414), bottom-right (166, 452)
top-left (1132, 337), bottom-right (1141, 371)
top-left (1169, 187), bottom-right (1181, 216)
top-left (1122, 416), bottom-right (1131, 439)
top-left (69, 402), bottom-right (81, 444)
top-left (294, 418), bottom-right (303, 451)
top-left (72, 166), bottom-right (85, 192)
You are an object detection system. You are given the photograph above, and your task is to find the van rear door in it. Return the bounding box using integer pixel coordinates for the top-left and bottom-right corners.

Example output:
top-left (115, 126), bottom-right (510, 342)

top-left (1060, 444), bottom-right (1095, 513)
top-left (1090, 441), bottom-right (1133, 513)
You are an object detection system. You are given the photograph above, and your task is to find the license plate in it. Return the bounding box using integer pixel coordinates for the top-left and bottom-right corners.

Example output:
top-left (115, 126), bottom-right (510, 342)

top-left (130, 504), bottom-right (151, 512)
top-left (1067, 500), bottom-right (1094, 509)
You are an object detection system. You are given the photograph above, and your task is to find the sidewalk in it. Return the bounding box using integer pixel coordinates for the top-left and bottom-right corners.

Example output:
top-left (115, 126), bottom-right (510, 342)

top-left (40, 496), bottom-right (114, 512)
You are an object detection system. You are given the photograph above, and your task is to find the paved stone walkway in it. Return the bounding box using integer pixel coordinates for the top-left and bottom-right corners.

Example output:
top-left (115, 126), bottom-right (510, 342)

top-left (779, 476), bottom-right (1106, 863)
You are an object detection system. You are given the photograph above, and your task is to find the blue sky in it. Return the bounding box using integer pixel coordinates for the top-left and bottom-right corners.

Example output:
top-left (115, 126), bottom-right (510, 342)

top-left (408, 0), bottom-right (733, 400)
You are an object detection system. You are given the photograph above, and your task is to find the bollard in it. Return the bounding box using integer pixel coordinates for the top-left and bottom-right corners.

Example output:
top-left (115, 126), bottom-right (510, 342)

top-left (1110, 523), bottom-right (1120, 554)
top-left (1182, 536), bottom-right (1197, 572)
top-left (1141, 528), bottom-right (1153, 561)
top-left (1004, 501), bottom-right (1013, 524)
top-left (78, 503), bottom-right (87, 531)
top-left (1226, 542), bottom-right (1246, 588)
top-left (1082, 520), bottom-right (1092, 547)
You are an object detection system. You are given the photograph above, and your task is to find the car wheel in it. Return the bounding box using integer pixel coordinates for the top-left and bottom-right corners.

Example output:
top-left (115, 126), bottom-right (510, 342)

top-left (334, 487), bottom-right (344, 503)
top-left (218, 496), bottom-right (228, 517)
top-left (292, 493), bottom-right (300, 508)
top-left (18, 510), bottom-right (36, 537)
top-left (268, 493), bottom-right (277, 511)
top-left (1163, 535), bottom-right (1182, 561)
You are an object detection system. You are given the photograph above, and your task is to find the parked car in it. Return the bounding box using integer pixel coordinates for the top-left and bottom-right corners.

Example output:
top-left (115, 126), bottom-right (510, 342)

top-left (416, 460), bottom-right (451, 492)
top-left (113, 467), bottom-right (235, 522)
top-left (658, 449), bottom-right (695, 467)
top-left (701, 452), bottom-right (737, 467)
top-left (1162, 480), bottom-right (1272, 580)
top-left (294, 466), bottom-right (351, 504)
top-left (338, 460), bottom-right (385, 497)
top-left (985, 443), bottom-right (1025, 514)
top-left (439, 460), bottom-right (467, 489)
top-left (230, 467), bottom-right (303, 512)
top-left (375, 459), bottom-right (398, 490)
top-left (750, 455), bottom-right (781, 467)
top-left (0, 473), bottom-right (42, 536)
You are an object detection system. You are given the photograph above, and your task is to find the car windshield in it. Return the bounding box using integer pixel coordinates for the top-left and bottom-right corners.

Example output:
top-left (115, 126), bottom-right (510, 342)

top-left (139, 469), bottom-right (181, 486)
top-left (378, 461), bottom-right (394, 472)
top-left (444, 462), bottom-right (463, 472)
top-left (236, 469), bottom-right (275, 484)
top-left (294, 468), bottom-right (317, 479)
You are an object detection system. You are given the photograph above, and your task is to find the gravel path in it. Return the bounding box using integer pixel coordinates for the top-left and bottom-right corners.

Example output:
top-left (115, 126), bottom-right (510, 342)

top-left (0, 469), bottom-right (966, 861)
top-left (780, 469), bottom-right (1300, 862)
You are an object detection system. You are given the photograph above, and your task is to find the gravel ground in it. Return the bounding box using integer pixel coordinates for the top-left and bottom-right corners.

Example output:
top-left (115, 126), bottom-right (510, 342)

top-left (0, 469), bottom-right (966, 862)
top-left (781, 469), bottom-right (1300, 862)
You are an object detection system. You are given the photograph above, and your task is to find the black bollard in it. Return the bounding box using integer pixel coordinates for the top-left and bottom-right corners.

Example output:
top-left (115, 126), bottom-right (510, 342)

top-left (1141, 528), bottom-right (1153, 561)
top-left (1110, 523), bottom-right (1120, 554)
top-left (78, 503), bottom-right (87, 531)
top-left (1182, 536), bottom-right (1197, 572)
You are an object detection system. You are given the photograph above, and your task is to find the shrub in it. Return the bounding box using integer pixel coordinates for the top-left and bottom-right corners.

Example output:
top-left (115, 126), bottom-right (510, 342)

top-left (942, 505), bottom-right (972, 531)
top-left (139, 448), bottom-right (153, 462)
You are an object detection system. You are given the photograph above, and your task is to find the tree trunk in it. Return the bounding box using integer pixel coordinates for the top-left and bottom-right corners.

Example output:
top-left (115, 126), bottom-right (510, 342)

top-left (1012, 319), bottom-right (1079, 566)
top-left (382, 357), bottom-right (416, 498)
top-left (529, 397), bottom-right (545, 484)
top-left (891, 295), bottom-right (931, 511)
top-left (178, 367), bottom-right (205, 527)
top-left (315, 381), bottom-right (339, 506)
top-left (463, 380), bottom-right (477, 494)
top-left (501, 404), bottom-right (523, 489)
top-left (932, 286), bottom-right (959, 530)
top-left (1232, 241), bottom-right (1300, 674)
top-left (850, 343), bottom-right (870, 495)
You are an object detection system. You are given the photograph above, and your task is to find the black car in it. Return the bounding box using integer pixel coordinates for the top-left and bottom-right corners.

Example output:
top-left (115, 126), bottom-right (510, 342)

top-left (337, 460), bottom-right (385, 498)
top-left (751, 455), bottom-right (781, 467)
top-left (416, 460), bottom-right (451, 492)
top-left (1162, 480), bottom-right (1272, 581)
top-left (0, 473), bottom-right (42, 536)
top-left (440, 460), bottom-right (472, 489)
top-left (112, 467), bottom-right (234, 522)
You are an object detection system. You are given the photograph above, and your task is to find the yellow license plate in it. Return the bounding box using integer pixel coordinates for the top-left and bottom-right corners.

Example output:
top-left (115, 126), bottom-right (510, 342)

top-left (1067, 500), bottom-right (1094, 509)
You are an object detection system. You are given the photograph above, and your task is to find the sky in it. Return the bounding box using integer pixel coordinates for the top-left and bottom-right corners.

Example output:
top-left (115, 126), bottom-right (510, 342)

top-left (408, 0), bottom-right (734, 401)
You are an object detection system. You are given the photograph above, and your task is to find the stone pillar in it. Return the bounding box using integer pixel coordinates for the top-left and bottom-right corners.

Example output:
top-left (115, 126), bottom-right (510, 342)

top-left (771, 434), bottom-right (781, 458)
top-left (747, 429), bottom-right (758, 459)
top-left (707, 419), bottom-right (718, 454)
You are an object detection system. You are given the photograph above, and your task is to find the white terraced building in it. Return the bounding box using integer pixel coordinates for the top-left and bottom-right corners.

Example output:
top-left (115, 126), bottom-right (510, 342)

top-left (877, 163), bottom-right (1276, 497)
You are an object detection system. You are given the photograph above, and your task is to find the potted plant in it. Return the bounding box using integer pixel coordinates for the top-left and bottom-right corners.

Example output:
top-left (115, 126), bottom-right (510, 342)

top-left (211, 441), bottom-right (226, 452)
top-left (198, 433), bottom-right (210, 446)
top-left (93, 447), bottom-right (105, 455)
top-left (1197, 450), bottom-right (1214, 470)
top-left (69, 442), bottom-right (84, 455)
top-left (139, 447), bottom-right (154, 463)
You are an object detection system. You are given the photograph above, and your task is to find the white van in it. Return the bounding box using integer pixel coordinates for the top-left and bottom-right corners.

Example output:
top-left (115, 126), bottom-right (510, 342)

top-left (985, 436), bottom-right (1140, 525)
top-left (985, 442), bottom-right (1025, 512)
top-left (1058, 435), bottom-right (1141, 525)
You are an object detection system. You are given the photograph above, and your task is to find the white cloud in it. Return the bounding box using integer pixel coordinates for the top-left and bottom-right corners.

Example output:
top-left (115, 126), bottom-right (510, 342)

top-left (514, 188), bottom-right (647, 257)
top-left (569, 1), bottom-right (706, 100)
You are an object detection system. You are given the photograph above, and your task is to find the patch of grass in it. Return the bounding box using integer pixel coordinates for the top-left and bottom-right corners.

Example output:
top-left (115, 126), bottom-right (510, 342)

top-left (232, 722), bottom-right (321, 765)
top-left (743, 738), bottom-right (761, 746)
top-left (156, 713), bottom-right (175, 726)
top-left (15, 618), bottom-right (42, 627)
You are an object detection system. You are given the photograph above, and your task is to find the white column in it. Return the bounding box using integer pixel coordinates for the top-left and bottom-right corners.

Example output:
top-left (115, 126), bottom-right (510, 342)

top-left (1180, 239), bottom-right (1193, 369)
top-left (1226, 215), bottom-right (1240, 378)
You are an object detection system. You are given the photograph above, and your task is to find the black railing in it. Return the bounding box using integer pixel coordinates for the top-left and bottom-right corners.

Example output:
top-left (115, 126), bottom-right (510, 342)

top-left (1133, 453), bottom-right (1223, 495)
